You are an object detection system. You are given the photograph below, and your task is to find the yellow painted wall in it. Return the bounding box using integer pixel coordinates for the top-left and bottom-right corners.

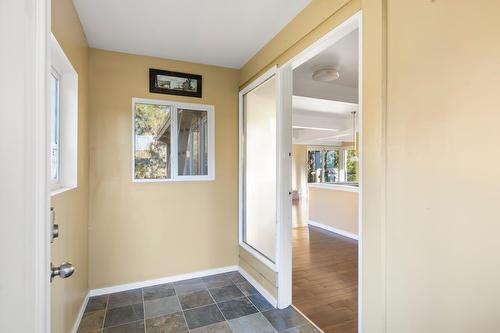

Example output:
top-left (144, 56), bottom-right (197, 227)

top-left (88, 49), bottom-right (240, 289)
top-left (50, 1), bottom-right (89, 332)
top-left (292, 144), bottom-right (308, 198)
top-left (309, 187), bottom-right (358, 235)
top-left (385, 1), bottom-right (500, 332)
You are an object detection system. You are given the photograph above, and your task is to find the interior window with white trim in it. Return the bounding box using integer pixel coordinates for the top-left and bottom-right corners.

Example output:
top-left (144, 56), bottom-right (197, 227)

top-left (50, 70), bottom-right (61, 183)
top-left (50, 33), bottom-right (78, 195)
top-left (133, 99), bottom-right (214, 181)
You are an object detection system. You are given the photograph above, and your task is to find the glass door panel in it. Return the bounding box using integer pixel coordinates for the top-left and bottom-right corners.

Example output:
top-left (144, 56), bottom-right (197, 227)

top-left (242, 75), bottom-right (277, 263)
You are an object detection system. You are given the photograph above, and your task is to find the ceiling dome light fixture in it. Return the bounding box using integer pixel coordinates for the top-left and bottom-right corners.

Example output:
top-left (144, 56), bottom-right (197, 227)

top-left (312, 67), bottom-right (340, 82)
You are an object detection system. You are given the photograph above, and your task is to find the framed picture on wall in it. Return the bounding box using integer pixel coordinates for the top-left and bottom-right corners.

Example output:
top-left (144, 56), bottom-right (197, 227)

top-left (149, 68), bottom-right (202, 98)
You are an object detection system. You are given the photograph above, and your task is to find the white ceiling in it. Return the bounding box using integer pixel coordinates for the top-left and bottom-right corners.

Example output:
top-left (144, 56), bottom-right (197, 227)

top-left (72, 0), bottom-right (311, 68)
top-left (293, 29), bottom-right (359, 103)
top-left (292, 29), bottom-right (359, 145)
top-left (292, 96), bottom-right (358, 146)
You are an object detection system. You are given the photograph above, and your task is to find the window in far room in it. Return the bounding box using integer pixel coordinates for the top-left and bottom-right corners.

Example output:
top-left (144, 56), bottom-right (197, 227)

top-left (307, 146), bottom-right (357, 183)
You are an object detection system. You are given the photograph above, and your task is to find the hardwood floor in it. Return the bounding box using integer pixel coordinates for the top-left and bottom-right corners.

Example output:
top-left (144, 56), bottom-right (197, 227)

top-left (292, 226), bottom-right (358, 333)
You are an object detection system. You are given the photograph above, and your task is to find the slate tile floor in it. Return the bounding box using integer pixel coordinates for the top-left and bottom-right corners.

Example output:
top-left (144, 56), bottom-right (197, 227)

top-left (78, 271), bottom-right (321, 333)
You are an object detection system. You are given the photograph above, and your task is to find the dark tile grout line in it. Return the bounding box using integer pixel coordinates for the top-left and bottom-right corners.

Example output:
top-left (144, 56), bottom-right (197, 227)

top-left (100, 294), bottom-right (109, 332)
top-left (173, 283), bottom-right (191, 333)
top-left (141, 286), bottom-right (146, 333)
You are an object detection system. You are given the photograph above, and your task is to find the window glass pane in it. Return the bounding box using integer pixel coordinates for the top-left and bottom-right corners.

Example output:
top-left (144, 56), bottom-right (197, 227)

top-left (307, 148), bottom-right (341, 183)
top-left (177, 109), bottom-right (208, 176)
top-left (324, 150), bottom-right (339, 182)
top-left (134, 103), bottom-right (171, 179)
top-left (307, 150), bottom-right (321, 183)
top-left (345, 149), bottom-right (357, 182)
top-left (242, 75), bottom-right (277, 262)
top-left (50, 73), bottom-right (60, 182)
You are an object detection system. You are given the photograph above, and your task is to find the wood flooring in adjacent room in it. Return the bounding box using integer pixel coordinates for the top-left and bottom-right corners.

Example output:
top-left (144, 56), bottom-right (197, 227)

top-left (292, 226), bottom-right (358, 333)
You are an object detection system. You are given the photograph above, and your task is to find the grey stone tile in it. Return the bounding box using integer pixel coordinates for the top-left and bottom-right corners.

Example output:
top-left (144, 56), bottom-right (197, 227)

top-left (236, 282), bottom-right (258, 296)
top-left (217, 297), bottom-right (258, 320)
top-left (144, 295), bottom-right (181, 319)
top-left (143, 283), bottom-right (175, 301)
top-left (190, 321), bottom-right (233, 333)
top-left (280, 323), bottom-right (322, 333)
top-left (183, 304), bottom-right (225, 330)
top-left (104, 304), bottom-right (144, 328)
top-left (228, 312), bottom-right (277, 333)
top-left (145, 312), bottom-right (188, 333)
top-left (85, 295), bottom-right (108, 313)
top-left (173, 277), bottom-right (204, 286)
top-left (209, 285), bottom-right (244, 303)
top-left (225, 272), bottom-right (246, 284)
top-left (202, 274), bottom-right (234, 289)
top-left (102, 320), bottom-right (144, 333)
top-left (248, 294), bottom-right (274, 312)
top-left (78, 309), bottom-right (105, 332)
top-left (262, 307), bottom-right (307, 331)
top-left (178, 290), bottom-right (214, 310)
top-left (174, 282), bottom-right (207, 296)
top-left (108, 289), bottom-right (143, 309)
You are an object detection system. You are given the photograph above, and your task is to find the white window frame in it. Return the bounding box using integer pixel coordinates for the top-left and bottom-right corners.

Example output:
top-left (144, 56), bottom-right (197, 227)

top-left (50, 33), bottom-right (78, 196)
top-left (132, 97), bottom-right (215, 182)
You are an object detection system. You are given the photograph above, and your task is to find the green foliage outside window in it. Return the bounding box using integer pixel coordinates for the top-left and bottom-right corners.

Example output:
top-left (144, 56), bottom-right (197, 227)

top-left (134, 103), bottom-right (170, 179)
top-left (346, 149), bottom-right (357, 182)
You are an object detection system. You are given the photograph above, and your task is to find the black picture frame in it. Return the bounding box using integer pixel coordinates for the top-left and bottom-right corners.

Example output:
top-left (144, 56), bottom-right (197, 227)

top-left (149, 68), bottom-right (202, 98)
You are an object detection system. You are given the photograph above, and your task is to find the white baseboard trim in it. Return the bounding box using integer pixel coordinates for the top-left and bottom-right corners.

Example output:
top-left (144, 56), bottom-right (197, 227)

top-left (89, 265), bottom-right (239, 297)
top-left (308, 220), bottom-right (359, 241)
top-left (71, 291), bottom-right (90, 333)
top-left (238, 266), bottom-right (278, 308)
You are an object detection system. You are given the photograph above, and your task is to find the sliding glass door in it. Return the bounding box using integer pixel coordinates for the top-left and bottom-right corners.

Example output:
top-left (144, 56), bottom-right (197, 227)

top-left (240, 72), bottom-right (278, 264)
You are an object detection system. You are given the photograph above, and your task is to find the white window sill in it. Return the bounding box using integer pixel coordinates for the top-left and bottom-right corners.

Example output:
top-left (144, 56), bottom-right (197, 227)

top-left (308, 183), bottom-right (359, 193)
top-left (51, 185), bottom-right (77, 196)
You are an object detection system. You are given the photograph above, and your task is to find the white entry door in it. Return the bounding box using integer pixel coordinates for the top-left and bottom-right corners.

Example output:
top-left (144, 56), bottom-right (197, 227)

top-left (0, 0), bottom-right (51, 332)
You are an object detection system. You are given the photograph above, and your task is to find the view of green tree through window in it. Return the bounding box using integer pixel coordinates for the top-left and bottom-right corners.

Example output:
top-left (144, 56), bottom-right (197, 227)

top-left (345, 149), bottom-right (357, 182)
top-left (134, 103), bottom-right (171, 179)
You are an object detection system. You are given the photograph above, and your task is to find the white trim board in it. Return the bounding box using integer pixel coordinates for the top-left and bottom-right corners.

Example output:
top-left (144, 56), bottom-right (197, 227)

top-left (238, 266), bottom-right (278, 308)
top-left (89, 265), bottom-right (238, 297)
top-left (71, 292), bottom-right (90, 333)
top-left (308, 220), bottom-right (359, 241)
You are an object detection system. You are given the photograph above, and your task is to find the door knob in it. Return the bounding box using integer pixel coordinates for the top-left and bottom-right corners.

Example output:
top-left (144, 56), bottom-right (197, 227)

top-left (51, 262), bottom-right (75, 282)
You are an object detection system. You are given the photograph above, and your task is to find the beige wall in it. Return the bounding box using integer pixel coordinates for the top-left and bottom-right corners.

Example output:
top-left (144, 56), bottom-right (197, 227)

top-left (88, 49), bottom-right (240, 289)
top-left (309, 187), bottom-right (358, 235)
top-left (51, 1), bottom-right (89, 333)
top-left (292, 144), bottom-right (307, 198)
top-left (385, 1), bottom-right (500, 332)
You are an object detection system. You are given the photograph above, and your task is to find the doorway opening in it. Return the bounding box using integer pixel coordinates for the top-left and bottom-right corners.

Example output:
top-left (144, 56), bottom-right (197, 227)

top-left (238, 11), bottom-right (362, 332)
top-left (284, 14), bottom-right (361, 333)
